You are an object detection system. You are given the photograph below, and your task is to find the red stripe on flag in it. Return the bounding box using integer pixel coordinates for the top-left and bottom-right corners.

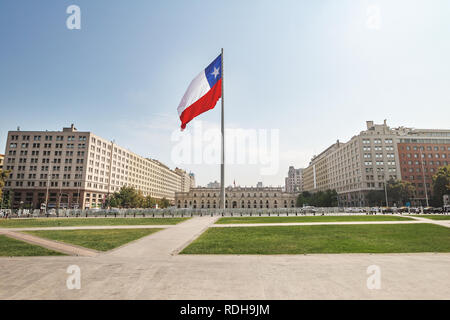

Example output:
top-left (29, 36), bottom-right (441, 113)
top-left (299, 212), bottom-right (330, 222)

top-left (180, 79), bottom-right (222, 130)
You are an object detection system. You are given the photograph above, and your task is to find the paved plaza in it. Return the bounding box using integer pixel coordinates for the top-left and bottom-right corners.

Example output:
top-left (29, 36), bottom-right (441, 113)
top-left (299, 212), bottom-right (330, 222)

top-left (0, 216), bottom-right (449, 299)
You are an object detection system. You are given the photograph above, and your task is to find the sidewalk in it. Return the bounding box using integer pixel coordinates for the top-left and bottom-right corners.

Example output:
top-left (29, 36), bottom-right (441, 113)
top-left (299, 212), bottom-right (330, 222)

top-left (0, 216), bottom-right (449, 299)
top-left (106, 216), bottom-right (219, 257)
top-left (0, 217), bottom-right (218, 257)
top-left (0, 229), bottom-right (98, 257)
top-left (407, 216), bottom-right (450, 228)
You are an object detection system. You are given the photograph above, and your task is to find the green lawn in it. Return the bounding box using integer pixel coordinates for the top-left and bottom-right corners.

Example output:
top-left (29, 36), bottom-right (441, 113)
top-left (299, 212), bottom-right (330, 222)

top-left (216, 215), bottom-right (413, 224)
top-left (0, 217), bottom-right (189, 228)
top-left (182, 224), bottom-right (450, 254)
top-left (0, 235), bottom-right (65, 257)
top-left (25, 228), bottom-right (162, 251)
top-left (415, 215), bottom-right (450, 220)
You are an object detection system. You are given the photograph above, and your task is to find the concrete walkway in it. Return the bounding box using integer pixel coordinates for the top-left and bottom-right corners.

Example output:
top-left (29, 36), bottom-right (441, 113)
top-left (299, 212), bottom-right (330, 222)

top-left (0, 216), bottom-right (447, 257)
top-left (107, 216), bottom-right (218, 257)
top-left (407, 215), bottom-right (450, 228)
top-left (0, 230), bottom-right (98, 257)
top-left (0, 252), bottom-right (449, 299)
top-left (0, 217), bottom-right (217, 258)
top-left (0, 216), bottom-right (449, 299)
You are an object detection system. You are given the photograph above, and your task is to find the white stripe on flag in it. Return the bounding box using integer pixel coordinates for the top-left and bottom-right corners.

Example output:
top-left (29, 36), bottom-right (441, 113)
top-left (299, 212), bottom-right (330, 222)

top-left (177, 70), bottom-right (210, 117)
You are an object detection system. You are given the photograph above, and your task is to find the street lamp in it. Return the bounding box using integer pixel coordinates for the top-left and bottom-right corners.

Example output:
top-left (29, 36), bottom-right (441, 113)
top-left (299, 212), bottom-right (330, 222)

top-left (419, 147), bottom-right (429, 207)
top-left (44, 160), bottom-right (56, 214)
top-left (384, 178), bottom-right (389, 208)
top-left (76, 182), bottom-right (81, 209)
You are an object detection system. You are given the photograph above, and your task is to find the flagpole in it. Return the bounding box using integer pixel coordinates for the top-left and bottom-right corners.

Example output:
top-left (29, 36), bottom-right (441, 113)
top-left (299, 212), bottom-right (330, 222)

top-left (220, 48), bottom-right (225, 211)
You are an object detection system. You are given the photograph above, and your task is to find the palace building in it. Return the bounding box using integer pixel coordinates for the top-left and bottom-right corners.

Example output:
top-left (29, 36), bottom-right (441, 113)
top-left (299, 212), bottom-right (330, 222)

top-left (175, 186), bottom-right (298, 209)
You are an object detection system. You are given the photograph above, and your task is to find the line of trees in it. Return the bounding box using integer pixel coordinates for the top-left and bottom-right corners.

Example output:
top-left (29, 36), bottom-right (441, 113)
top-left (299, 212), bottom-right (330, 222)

top-left (1, 166), bottom-right (448, 209)
top-left (105, 186), bottom-right (170, 209)
top-left (431, 165), bottom-right (450, 207)
top-left (296, 189), bottom-right (338, 207)
top-left (366, 179), bottom-right (415, 207)
top-left (0, 169), bottom-right (11, 208)
top-left (365, 167), bottom-right (450, 207)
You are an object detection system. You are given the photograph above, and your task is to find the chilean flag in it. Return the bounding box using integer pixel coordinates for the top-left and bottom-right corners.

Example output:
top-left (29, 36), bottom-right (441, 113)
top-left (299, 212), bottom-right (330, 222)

top-left (178, 54), bottom-right (222, 130)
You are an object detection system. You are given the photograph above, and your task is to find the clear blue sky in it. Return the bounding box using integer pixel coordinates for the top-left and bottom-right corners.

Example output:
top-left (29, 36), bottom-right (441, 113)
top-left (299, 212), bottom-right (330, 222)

top-left (1, 0), bottom-right (449, 187)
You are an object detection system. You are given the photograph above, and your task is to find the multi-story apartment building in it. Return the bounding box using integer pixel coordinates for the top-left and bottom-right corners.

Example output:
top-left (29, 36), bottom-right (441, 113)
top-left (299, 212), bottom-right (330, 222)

top-left (303, 121), bottom-right (402, 206)
top-left (397, 129), bottom-right (450, 205)
top-left (285, 166), bottom-right (304, 193)
top-left (175, 186), bottom-right (298, 209)
top-left (175, 168), bottom-right (192, 193)
top-left (302, 143), bottom-right (339, 193)
top-left (303, 120), bottom-right (450, 207)
top-left (3, 125), bottom-right (192, 209)
top-left (189, 172), bottom-right (196, 188)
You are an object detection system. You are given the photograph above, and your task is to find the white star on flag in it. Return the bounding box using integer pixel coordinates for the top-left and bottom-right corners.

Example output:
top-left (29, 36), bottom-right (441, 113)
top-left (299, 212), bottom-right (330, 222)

top-left (211, 67), bottom-right (220, 78)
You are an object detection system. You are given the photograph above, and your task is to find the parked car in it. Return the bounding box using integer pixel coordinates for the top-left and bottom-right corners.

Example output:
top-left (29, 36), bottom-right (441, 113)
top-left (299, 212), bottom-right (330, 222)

top-left (381, 207), bottom-right (394, 213)
top-left (301, 206), bottom-right (317, 213)
top-left (408, 207), bottom-right (420, 214)
top-left (397, 207), bottom-right (409, 213)
top-left (423, 207), bottom-right (434, 213)
top-left (346, 207), bottom-right (364, 213)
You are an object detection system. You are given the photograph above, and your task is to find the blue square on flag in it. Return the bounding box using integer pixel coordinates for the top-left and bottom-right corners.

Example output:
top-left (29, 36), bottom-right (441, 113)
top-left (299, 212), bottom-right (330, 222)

top-left (205, 55), bottom-right (222, 88)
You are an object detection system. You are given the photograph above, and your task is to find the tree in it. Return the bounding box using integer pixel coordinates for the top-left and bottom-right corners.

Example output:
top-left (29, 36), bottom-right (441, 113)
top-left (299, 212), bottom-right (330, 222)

top-left (322, 189), bottom-right (338, 207)
top-left (1, 190), bottom-right (12, 209)
top-left (296, 189), bottom-right (338, 207)
top-left (143, 195), bottom-right (157, 208)
top-left (158, 197), bottom-right (170, 209)
top-left (432, 165), bottom-right (450, 207)
top-left (296, 192), bottom-right (309, 207)
top-left (119, 186), bottom-right (140, 208)
top-left (366, 190), bottom-right (385, 206)
top-left (105, 186), bottom-right (142, 208)
top-left (105, 192), bottom-right (122, 208)
top-left (136, 191), bottom-right (145, 208)
top-left (386, 179), bottom-right (415, 206)
top-left (0, 170), bottom-right (11, 207)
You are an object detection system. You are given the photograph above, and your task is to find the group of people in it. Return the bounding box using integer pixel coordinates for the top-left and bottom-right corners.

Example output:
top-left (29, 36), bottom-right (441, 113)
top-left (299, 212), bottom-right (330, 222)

top-left (0, 211), bottom-right (10, 219)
